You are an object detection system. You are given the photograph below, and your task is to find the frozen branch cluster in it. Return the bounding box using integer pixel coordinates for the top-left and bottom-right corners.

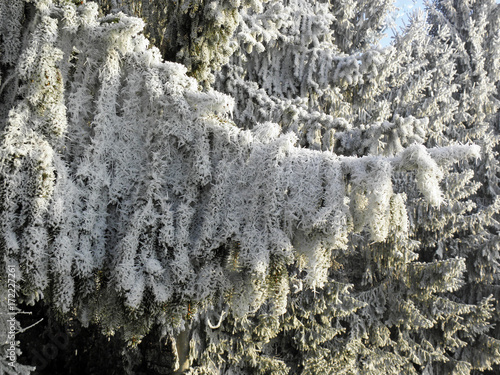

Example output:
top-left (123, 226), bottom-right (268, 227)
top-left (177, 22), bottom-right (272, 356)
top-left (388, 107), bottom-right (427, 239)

top-left (0, 0), bottom-right (473, 326)
top-left (1, 0), bottom-right (498, 374)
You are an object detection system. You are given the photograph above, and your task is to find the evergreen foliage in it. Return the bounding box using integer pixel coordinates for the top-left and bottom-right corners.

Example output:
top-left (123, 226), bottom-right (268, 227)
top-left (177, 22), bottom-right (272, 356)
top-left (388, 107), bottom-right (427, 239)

top-left (0, 0), bottom-right (498, 374)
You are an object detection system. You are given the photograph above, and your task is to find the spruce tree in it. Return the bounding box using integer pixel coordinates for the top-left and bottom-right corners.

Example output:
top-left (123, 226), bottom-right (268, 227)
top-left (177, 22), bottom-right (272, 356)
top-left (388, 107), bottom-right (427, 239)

top-left (421, 0), bottom-right (500, 372)
top-left (0, 1), bottom-right (497, 374)
top-left (211, 0), bottom-right (500, 373)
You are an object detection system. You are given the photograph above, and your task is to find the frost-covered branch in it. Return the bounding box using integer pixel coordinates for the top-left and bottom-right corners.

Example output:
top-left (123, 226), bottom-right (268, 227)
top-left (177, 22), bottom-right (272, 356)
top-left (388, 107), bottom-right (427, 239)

top-left (0, 1), bottom-right (494, 374)
top-left (0, 0), bottom-right (482, 326)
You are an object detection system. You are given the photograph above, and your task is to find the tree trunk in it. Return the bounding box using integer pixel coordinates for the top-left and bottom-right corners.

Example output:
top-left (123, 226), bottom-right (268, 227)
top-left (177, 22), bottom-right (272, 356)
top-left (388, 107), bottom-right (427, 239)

top-left (173, 327), bottom-right (190, 374)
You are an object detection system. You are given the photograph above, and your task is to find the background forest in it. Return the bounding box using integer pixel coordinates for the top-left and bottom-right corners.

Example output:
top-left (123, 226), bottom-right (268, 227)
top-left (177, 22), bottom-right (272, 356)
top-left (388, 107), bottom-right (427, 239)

top-left (0, 0), bottom-right (499, 374)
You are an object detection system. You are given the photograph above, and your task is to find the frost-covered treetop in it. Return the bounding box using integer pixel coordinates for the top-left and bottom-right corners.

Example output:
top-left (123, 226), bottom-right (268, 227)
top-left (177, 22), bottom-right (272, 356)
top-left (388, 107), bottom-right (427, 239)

top-left (0, 0), bottom-right (479, 340)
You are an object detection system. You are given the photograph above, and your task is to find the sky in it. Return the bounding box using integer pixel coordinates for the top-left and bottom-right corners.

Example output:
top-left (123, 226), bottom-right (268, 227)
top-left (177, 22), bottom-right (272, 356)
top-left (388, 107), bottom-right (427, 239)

top-left (381, 0), bottom-right (500, 46)
top-left (380, 0), bottom-right (426, 47)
